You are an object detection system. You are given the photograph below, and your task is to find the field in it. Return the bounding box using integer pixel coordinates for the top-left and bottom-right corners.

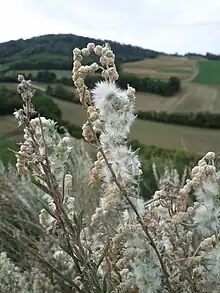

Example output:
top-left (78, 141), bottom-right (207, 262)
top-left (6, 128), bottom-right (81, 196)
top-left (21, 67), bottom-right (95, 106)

top-left (122, 56), bottom-right (195, 79)
top-left (131, 120), bottom-right (220, 155)
top-left (48, 99), bottom-right (220, 154)
top-left (135, 83), bottom-right (220, 113)
top-left (2, 55), bottom-right (220, 156)
top-left (27, 98), bottom-right (220, 155)
top-left (192, 60), bottom-right (220, 85)
top-left (122, 56), bottom-right (220, 113)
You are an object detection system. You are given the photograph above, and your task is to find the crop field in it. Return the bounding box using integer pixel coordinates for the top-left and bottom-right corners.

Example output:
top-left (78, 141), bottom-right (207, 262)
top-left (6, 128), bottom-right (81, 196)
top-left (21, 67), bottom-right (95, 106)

top-left (135, 83), bottom-right (220, 113)
top-left (1, 77), bottom-right (220, 123)
top-left (48, 98), bottom-right (220, 155)
top-left (192, 60), bottom-right (220, 85)
top-left (57, 82), bottom-right (220, 114)
top-left (131, 120), bottom-right (220, 155)
top-left (122, 56), bottom-right (195, 79)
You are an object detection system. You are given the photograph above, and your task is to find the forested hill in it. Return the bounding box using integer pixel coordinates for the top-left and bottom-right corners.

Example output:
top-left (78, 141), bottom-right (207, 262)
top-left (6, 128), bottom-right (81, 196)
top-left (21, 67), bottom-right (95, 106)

top-left (0, 34), bottom-right (162, 70)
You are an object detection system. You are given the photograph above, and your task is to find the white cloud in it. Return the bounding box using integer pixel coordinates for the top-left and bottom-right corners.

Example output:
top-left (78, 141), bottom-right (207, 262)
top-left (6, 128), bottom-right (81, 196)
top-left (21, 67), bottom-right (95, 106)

top-left (0, 0), bottom-right (220, 54)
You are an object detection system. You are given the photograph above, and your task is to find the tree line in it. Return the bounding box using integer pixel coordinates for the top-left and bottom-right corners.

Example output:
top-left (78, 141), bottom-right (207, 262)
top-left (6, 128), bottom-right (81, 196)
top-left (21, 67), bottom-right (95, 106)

top-left (0, 86), bottom-right (61, 121)
top-left (137, 110), bottom-right (220, 129)
top-left (46, 84), bottom-right (79, 103)
top-left (83, 74), bottom-right (181, 96)
top-left (185, 52), bottom-right (220, 61)
top-left (0, 69), bottom-right (181, 97)
top-left (0, 85), bottom-right (82, 140)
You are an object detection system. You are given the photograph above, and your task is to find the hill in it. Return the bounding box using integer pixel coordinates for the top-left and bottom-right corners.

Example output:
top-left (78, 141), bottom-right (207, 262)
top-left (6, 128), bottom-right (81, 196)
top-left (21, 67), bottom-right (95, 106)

top-left (0, 34), bottom-right (162, 71)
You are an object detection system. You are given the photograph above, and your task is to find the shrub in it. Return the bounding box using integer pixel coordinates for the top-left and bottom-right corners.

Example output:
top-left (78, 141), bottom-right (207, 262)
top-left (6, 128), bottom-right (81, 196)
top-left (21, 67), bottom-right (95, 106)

top-left (1, 43), bottom-right (220, 293)
top-left (46, 83), bottom-right (79, 103)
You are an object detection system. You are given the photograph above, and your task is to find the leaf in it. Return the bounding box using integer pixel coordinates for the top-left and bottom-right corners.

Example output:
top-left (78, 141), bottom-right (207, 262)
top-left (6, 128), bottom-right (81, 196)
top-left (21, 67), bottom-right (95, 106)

top-left (102, 274), bottom-right (108, 293)
top-left (30, 175), bottom-right (52, 195)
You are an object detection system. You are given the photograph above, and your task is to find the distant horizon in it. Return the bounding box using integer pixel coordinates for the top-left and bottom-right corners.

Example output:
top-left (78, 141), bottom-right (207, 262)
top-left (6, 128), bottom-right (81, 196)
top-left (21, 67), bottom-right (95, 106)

top-left (0, 32), bottom-right (218, 57)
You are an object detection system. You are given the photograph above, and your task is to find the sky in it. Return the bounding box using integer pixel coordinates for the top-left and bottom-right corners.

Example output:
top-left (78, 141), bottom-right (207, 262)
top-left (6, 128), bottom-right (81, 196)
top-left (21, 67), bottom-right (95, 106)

top-left (1, 0), bottom-right (220, 54)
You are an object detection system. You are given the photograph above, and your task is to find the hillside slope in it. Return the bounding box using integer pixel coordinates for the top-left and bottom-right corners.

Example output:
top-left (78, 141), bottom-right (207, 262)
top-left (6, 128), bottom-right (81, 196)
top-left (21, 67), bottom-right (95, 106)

top-left (0, 34), bottom-right (162, 70)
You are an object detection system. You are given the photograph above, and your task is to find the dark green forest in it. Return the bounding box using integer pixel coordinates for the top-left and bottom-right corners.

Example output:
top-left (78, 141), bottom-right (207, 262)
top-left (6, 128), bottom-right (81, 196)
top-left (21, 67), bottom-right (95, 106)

top-left (0, 34), bottom-right (162, 70)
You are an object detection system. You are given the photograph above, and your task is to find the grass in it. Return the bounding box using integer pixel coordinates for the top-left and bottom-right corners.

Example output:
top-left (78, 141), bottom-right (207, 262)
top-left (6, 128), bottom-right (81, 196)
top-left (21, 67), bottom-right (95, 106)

top-left (193, 61), bottom-right (220, 85)
top-left (122, 68), bottom-right (189, 79)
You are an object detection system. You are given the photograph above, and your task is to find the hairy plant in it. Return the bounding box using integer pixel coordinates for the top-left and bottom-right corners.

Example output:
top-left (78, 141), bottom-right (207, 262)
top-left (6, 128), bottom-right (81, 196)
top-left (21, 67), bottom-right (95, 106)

top-left (1, 42), bottom-right (220, 293)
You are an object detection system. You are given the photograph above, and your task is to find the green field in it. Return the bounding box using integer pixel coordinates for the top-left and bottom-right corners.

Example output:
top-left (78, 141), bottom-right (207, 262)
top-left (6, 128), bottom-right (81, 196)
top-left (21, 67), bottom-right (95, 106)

top-left (193, 61), bottom-right (220, 85)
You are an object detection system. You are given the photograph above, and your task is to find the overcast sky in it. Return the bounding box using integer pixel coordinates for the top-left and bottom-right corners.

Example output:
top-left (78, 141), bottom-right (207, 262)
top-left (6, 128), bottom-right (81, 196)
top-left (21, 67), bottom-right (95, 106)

top-left (1, 0), bottom-right (220, 54)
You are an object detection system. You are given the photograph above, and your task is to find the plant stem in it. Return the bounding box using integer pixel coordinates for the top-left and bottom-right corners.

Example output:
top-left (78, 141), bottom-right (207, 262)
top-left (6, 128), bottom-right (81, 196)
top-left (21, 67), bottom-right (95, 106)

top-left (86, 121), bottom-right (174, 293)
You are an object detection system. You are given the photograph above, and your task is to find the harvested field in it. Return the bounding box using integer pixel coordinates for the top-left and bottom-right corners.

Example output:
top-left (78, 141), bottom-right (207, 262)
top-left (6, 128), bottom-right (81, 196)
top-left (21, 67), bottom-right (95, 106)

top-left (131, 120), bottom-right (220, 155)
top-left (123, 56), bottom-right (195, 79)
top-left (51, 99), bottom-right (220, 155)
top-left (135, 83), bottom-right (220, 113)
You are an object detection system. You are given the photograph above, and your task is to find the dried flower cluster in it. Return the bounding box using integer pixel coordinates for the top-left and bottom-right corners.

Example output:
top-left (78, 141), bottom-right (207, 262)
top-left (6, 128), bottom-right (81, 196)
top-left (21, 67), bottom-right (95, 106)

top-left (1, 43), bottom-right (220, 293)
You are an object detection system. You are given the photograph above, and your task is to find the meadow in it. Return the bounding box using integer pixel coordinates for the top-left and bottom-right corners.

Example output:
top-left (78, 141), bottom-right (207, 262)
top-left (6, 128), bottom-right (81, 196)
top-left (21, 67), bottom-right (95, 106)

top-left (193, 60), bottom-right (220, 85)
